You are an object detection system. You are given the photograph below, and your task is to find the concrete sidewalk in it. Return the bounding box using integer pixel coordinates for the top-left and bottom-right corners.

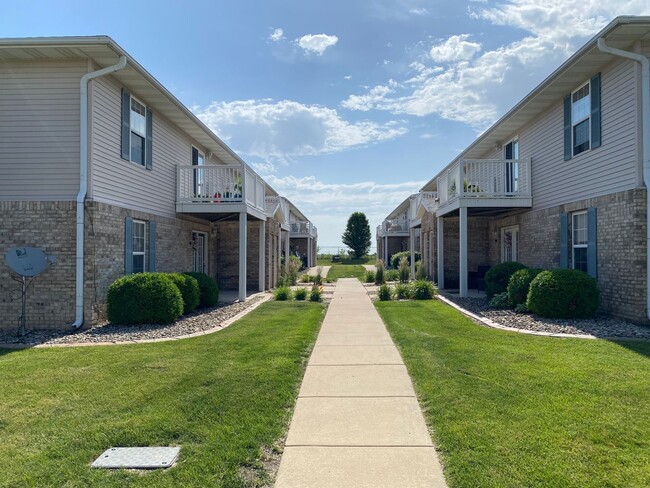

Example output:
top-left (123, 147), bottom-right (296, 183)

top-left (275, 278), bottom-right (447, 488)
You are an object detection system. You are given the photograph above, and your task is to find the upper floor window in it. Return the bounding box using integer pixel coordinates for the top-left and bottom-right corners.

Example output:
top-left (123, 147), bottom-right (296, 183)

top-left (564, 73), bottom-right (601, 161)
top-left (121, 89), bottom-right (153, 170)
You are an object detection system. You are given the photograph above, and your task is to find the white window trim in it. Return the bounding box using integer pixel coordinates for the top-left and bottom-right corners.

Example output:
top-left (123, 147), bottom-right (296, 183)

top-left (571, 211), bottom-right (587, 270)
top-left (132, 219), bottom-right (147, 273)
top-left (500, 225), bottom-right (519, 263)
top-left (129, 96), bottom-right (147, 165)
top-left (192, 230), bottom-right (208, 274)
top-left (571, 81), bottom-right (591, 157)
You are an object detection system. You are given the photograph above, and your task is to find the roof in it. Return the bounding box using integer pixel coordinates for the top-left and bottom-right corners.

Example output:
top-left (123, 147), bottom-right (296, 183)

top-left (0, 35), bottom-right (279, 197)
top-left (421, 16), bottom-right (650, 191)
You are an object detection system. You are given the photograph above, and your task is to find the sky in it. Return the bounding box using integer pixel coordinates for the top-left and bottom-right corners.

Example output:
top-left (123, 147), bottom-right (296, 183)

top-left (3, 0), bottom-right (650, 250)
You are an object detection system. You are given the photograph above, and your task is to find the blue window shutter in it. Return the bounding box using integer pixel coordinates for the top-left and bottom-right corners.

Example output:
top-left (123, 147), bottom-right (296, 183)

top-left (148, 221), bottom-right (156, 272)
top-left (145, 108), bottom-right (153, 170)
top-left (563, 95), bottom-right (572, 161)
top-left (590, 73), bottom-right (601, 149)
top-left (121, 89), bottom-right (131, 160)
top-left (560, 213), bottom-right (568, 268)
top-left (587, 207), bottom-right (597, 278)
top-left (124, 216), bottom-right (133, 274)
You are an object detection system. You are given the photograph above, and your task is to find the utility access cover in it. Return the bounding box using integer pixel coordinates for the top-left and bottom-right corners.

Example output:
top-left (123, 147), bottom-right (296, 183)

top-left (91, 447), bottom-right (180, 469)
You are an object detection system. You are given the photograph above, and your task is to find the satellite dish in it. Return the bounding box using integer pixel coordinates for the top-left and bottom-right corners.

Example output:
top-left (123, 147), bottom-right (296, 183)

top-left (5, 247), bottom-right (49, 277)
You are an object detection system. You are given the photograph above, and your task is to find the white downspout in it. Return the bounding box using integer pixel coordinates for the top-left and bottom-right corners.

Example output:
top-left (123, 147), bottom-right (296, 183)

top-left (596, 38), bottom-right (650, 319)
top-left (73, 56), bottom-right (127, 328)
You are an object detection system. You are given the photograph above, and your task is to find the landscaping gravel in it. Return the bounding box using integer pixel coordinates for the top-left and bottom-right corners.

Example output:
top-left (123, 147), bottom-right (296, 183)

top-left (0, 295), bottom-right (267, 347)
top-left (442, 293), bottom-right (650, 340)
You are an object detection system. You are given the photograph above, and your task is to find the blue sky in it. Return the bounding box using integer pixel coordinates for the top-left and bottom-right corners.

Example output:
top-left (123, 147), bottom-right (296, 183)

top-left (3, 1), bottom-right (650, 249)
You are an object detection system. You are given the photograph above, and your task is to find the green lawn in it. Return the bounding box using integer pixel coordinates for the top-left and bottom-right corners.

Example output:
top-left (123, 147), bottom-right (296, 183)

top-left (325, 264), bottom-right (367, 281)
top-left (316, 254), bottom-right (376, 266)
top-left (0, 302), bottom-right (323, 488)
top-left (376, 300), bottom-right (650, 488)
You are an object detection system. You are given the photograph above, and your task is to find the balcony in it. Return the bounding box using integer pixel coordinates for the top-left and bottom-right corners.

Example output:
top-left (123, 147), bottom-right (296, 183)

top-left (436, 158), bottom-right (532, 216)
top-left (377, 218), bottom-right (409, 237)
top-left (176, 164), bottom-right (267, 219)
top-left (290, 221), bottom-right (317, 238)
top-left (409, 191), bottom-right (438, 225)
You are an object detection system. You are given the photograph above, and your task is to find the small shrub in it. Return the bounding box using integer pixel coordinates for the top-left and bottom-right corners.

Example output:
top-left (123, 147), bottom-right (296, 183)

top-left (294, 287), bottom-right (308, 301)
top-left (375, 260), bottom-right (385, 285)
top-left (527, 269), bottom-right (600, 318)
top-left (395, 282), bottom-right (413, 300)
top-left (184, 272), bottom-right (219, 308)
top-left (514, 303), bottom-right (530, 313)
top-left (274, 286), bottom-right (292, 301)
top-left (365, 270), bottom-right (376, 283)
top-left (107, 273), bottom-right (183, 325)
top-left (166, 273), bottom-right (200, 314)
top-left (415, 262), bottom-right (428, 281)
top-left (507, 268), bottom-right (544, 306)
top-left (301, 274), bottom-right (312, 283)
top-left (412, 279), bottom-right (436, 299)
top-left (398, 256), bottom-right (410, 283)
top-left (485, 262), bottom-right (528, 299)
top-left (378, 284), bottom-right (392, 301)
top-left (488, 291), bottom-right (511, 309)
top-left (385, 270), bottom-right (399, 282)
top-left (309, 285), bottom-right (322, 302)
top-left (313, 267), bottom-right (323, 286)
top-left (390, 251), bottom-right (421, 270)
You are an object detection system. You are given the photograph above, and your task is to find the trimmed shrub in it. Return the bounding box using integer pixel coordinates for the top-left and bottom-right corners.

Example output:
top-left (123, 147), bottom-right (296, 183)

top-left (395, 282), bottom-right (413, 299)
top-left (390, 251), bottom-right (421, 270)
top-left (527, 269), bottom-right (600, 318)
top-left (488, 291), bottom-right (511, 309)
top-left (485, 262), bottom-right (527, 299)
top-left (301, 274), bottom-right (313, 283)
top-left (313, 267), bottom-right (323, 286)
top-left (375, 260), bottom-right (385, 285)
top-left (385, 270), bottom-right (399, 282)
top-left (398, 256), bottom-right (410, 283)
top-left (507, 268), bottom-right (544, 306)
top-left (365, 270), bottom-right (376, 283)
top-left (309, 285), bottom-right (322, 302)
top-left (294, 287), bottom-right (308, 301)
top-left (412, 279), bottom-right (436, 300)
top-left (184, 272), bottom-right (219, 308)
top-left (274, 286), bottom-right (292, 301)
top-left (166, 273), bottom-right (200, 314)
top-left (107, 273), bottom-right (183, 325)
top-left (378, 284), bottom-right (392, 301)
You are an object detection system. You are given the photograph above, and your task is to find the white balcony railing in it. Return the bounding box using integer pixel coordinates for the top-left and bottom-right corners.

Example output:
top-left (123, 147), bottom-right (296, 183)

top-left (379, 218), bottom-right (409, 235)
top-left (177, 164), bottom-right (266, 212)
top-left (290, 221), bottom-right (317, 238)
top-left (409, 191), bottom-right (438, 220)
top-left (437, 158), bottom-right (532, 206)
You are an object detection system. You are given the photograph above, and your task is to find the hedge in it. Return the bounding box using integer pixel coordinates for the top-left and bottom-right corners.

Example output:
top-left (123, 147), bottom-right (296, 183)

top-left (527, 269), bottom-right (600, 318)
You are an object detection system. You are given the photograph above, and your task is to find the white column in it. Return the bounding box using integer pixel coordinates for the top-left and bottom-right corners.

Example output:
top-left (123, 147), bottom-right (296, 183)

top-left (239, 212), bottom-right (247, 301)
top-left (259, 220), bottom-right (266, 291)
top-left (284, 231), bottom-right (290, 270)
top-left (307, 237), bottom-right (312, 267)
top-left (437, 217), bottom-right (444, 288)
top-left (384, 236), bottom-right (388, 265)
top-left (459, 207), bottom-right (468, 297)
top-left (277, 230), bottom-right (282, 280)
top-left (409, 227), bottom-right (415, 277)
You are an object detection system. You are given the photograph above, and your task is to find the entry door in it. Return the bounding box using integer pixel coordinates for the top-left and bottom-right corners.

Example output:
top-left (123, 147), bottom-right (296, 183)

top-left (193, 231), bottom-right (207, 273)
top-left (504, 140), bottom-right (519, 193)
top-left (501, 226), bottom-right (519, 262)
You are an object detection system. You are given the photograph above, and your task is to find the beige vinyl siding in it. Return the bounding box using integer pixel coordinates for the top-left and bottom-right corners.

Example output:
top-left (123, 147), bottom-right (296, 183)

top-left (0, 60), bottom-right (85, 200)
top-left (479, 57), bottom-right (639, 210)
top-left (90, 75), bottom-right (205, 218)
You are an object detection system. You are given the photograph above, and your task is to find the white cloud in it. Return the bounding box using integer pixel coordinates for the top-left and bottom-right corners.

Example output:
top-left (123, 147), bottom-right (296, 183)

top-left (409, 7), bottom-right (429, 15)
top-left (344, 75), bottom-right (352, 80)
top-left (194, 99), bottom-right (407, 163)
top-left (297, 34), bottom-right (339, 56)
top-left (269, 28), bottom-right (285, 42)
top-left (341, 1), bottom-right (650, 129)
top-left (429, 34), bottom-right (482, 62)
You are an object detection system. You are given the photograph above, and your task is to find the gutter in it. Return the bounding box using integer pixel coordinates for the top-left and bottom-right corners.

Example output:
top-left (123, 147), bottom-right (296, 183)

top-left (596, 38), bottom-right (650, 319)
top-left (73, 56), bottom-right (127, 328)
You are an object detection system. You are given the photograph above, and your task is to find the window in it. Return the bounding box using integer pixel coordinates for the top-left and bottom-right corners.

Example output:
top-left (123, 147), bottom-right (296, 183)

top-left (132, 220), bottom-right (147, 273)
top-left (572, 211), bottom-right (588, 273)
top-left (572, 83), bottom-right (590, 156)
top-left (504, 138), bottom-right (519, 193)
top-left (501, 226), bottom-right (519, 263)
top-left (130, 98), bottom-right (147, 165)
top-left (192, 147), bottom-right (204, 197)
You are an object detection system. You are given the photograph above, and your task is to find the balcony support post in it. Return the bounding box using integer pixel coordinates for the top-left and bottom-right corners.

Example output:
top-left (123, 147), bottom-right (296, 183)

top-left (259, 220), bottom-right (265, 291)
top-left (239, 212), bottom-right (247, 301)
top-left (437, 216), bottom-right (444, 289)
top-left (459, 207), bottom-right (468, 297)
top-left (410, 227), bottom-right (416, 278)
top-left (284, 230), bottom-right (290, 270)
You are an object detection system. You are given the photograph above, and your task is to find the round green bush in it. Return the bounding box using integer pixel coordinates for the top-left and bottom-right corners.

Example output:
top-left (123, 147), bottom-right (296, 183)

top-left (507, 268), bottom-right (544, 306)
top-left (309, 285), bottom-right (322, 302)
top-left (166, 273), bottom-right (200, 314)
top-left (485, 262), bottom-right (528, 298)
top-left (184, 272), bottom-right (219, 308)
top-left (107, 273), bottom-right (183, 325)
top-left (412, 279), bottom-right (436, 300)
top-left (390, 251), bottom-right (421, 270)
top-left (294, 287), bottom-right (308, 301)
top-left (527, 269), bottom-right (600, 318)
top-left (378, 284), bottom-right (392, 301)
top-left (274, 286), bottom-right (292, 301)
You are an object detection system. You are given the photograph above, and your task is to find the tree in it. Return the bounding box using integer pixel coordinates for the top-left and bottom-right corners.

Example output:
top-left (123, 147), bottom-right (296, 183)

top-left (342, 212), bottom-right (371, 259)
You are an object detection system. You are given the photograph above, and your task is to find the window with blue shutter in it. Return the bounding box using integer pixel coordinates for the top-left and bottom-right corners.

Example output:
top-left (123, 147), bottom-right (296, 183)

top-left (121, 89), bottom-right (153, 168)
top-left (121, 89), bottom-right (131, 160)
top-left (560, 213), bottom-right (568, 268)
top-left (564, 73), bottom-right (601, 159)
top-left (124, 216), bottom-right (133, 274)
top-left (586, 208), bottom-right (597, 278)
top-left (145, 108), bottom-right (153, 170)
top-left (148, 221), bottom-right (156, 272)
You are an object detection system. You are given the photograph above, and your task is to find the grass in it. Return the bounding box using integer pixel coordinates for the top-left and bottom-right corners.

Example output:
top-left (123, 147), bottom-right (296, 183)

top-left (376, 300), bottom-right (650, 488)
top-left (0, 302), bottom-right (324, 487)
top-left (316, 254), bottom-right (376, 266)
top-left (325, 264), bottom-right (367, 281)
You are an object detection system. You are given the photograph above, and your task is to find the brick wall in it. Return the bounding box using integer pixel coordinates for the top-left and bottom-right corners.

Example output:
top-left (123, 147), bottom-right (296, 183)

top-left (215, 218), bottom-right (266, 291)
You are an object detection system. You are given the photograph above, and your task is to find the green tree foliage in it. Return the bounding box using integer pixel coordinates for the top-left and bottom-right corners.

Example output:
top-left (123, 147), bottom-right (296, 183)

top-left (342, 212), bottom-right (371, 259)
